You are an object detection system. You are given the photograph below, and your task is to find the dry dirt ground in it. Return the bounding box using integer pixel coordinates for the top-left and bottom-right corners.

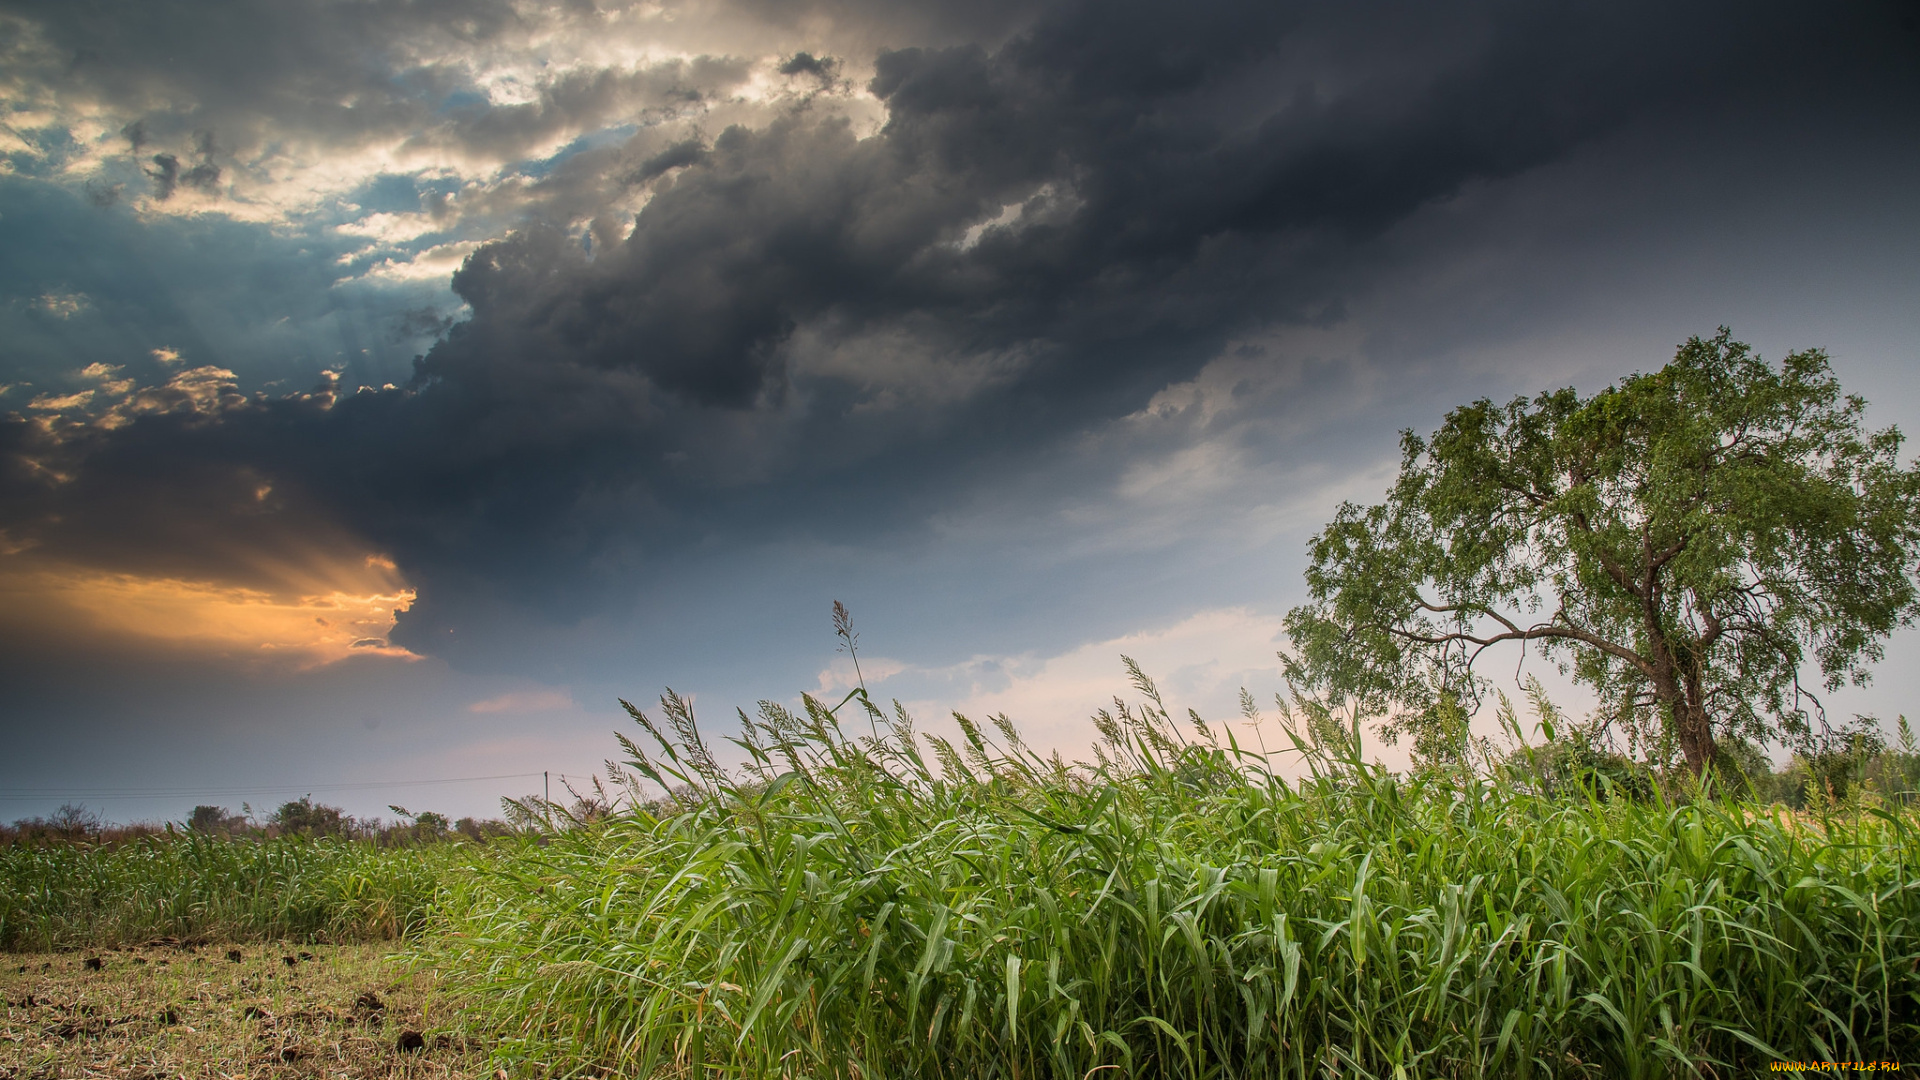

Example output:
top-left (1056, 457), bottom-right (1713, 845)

top-left (0, 942), bottom-right (488, 1080)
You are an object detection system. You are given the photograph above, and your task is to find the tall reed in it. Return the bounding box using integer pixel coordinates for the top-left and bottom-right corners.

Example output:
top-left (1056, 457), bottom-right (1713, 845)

top-left (434, 676), bottom-right (1920, 1077)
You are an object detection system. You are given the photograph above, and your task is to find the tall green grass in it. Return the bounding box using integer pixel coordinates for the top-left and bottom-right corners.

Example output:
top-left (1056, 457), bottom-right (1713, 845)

top-left (0, 832), bottom-right (469, 950)
top-left (435, 679), bottom-right (1920, 1078)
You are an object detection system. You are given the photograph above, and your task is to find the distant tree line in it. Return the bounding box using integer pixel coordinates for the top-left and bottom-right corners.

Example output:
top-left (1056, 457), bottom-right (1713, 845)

top-left (0, 776), bottom-right (646, 848)
top-left (182, 796), bottom-right (516, 844)
top-left (0, 797), bottom-right (517, 847)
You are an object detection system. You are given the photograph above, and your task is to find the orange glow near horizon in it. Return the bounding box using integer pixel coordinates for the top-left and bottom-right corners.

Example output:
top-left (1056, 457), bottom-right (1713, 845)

top-left (3, 554), bottom-right (420, 667)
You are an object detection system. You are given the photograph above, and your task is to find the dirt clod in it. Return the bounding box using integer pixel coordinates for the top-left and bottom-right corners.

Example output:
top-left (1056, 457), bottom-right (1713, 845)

top-left (395, 1029), bottom-right (425, 1052)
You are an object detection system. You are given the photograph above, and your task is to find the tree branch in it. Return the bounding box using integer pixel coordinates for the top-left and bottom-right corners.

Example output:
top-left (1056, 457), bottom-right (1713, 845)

top-left (1381, 618), bottom-right (1658, 681)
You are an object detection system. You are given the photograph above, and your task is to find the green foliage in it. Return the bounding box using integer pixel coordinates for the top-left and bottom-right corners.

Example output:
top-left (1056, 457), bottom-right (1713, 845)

top-left (1738, 714), bottom-right (1920, 810)
top-left (187, 804), bottom-right (248, 834)
top-left (1284, 329), bottom-right (1920, 774)
top-left (271, 796), bottom-right (350, 837)
top-left (431, 679), bottom-right (1920, 1078)
top-left (0, 832), bottom-right (468, 951)
top-left (454, 815), bottom-right (516, 841)
top-left (1497, 679), bottom-right (1655, 802)
top-left (386, 804), bottom-right (462, 846)
top-left (1862, 715), bottom-right (1920, 802)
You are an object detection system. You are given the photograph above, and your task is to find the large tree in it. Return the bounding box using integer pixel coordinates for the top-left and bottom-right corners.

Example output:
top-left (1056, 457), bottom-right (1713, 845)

top-left (1285, 330), bottom-right (1920, 775)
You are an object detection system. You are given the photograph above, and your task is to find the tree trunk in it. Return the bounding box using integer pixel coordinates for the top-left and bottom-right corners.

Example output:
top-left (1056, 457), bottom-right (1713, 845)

top-left (1675, 646), bottom-right (1716, 777)
top-left (1646, 629), bottom-right (1718, 777)
top-left (1675, 699), bottom-right (1715, 777)
top-left (1650, 651), bottom-right (1716, 776)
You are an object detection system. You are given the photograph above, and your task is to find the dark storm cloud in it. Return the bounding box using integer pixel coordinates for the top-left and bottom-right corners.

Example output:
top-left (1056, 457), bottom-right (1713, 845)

top-left (141, 132), bottom-right (219, 200)
top-left (4, 0), bottom-right (1916, 661)
top-left (143, 152), bottom-right (180, 200)
top-left (629, 139), bottom-right (711, 184)
top-left (777, 52), bottom-right (841, 86)
top-left (410, 0), bottom-right (1884, 413)
top-left (0, 372), bottom-right (344, 592)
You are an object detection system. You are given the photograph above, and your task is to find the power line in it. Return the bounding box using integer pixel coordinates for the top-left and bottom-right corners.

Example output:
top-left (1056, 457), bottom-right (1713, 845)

top-left (0, 772), bottom-right (547, 803)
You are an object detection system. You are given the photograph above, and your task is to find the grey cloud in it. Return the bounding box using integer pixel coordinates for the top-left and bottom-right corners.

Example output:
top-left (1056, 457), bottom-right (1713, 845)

top-left (392, 307), bottom-right (457, 343)
top-left (144, 132), bottom-right (219, 200)
top-left (777, 51), bottom-right (841, 85)
top-left (724, 0), bottom-right (1036, 50)
top-left (629, 139), bottom-right (710, 184)
top-left (144, 153), bottom-right (179, 200)
top-left (778, 52), bottom-right (834, 77)
top-left (0, 374), bottom-right (347, 593)
top-left (180, 131), bottom-right (220, 192)
top-left (418, 0), bottom-right (1766, 414)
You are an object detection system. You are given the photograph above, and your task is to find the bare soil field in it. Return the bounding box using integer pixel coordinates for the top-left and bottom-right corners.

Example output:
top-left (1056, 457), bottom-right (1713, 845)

top-left (0, 942), bottom-right (484, 1080)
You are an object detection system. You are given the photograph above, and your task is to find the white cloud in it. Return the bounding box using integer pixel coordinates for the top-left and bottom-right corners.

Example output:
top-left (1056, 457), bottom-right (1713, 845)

top-left (350, 240), bottom-right (483, 284)
top-left (469, 688), bottom-right (577, 714)
top-left (334, 211), bottom-right (444, 245)
top-left (29, 390), bottom-right (94, 411)
top-left (34, 291), bottom-right (88, 318)
top-left (834, 608), bottom-right (1298, 763)
top-left (882, 608), bottom-right (1597, 776)
top-left (813, 655), bottom-right (909, 697)
top-left (78, 362), bottom-right (134, 396)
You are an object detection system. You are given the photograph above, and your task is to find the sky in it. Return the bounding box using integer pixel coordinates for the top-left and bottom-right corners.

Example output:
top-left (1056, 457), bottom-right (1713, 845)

top-left (2, 0), bottom-right (1918, 824)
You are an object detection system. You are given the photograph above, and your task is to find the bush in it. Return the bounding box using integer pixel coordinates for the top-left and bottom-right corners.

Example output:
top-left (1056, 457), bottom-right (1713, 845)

top-left (271, 796), bottom-right (350, 837)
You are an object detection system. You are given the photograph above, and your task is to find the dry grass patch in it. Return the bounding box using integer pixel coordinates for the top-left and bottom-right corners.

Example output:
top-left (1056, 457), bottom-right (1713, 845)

top-left (0, 942), bottom-right (485, 1080)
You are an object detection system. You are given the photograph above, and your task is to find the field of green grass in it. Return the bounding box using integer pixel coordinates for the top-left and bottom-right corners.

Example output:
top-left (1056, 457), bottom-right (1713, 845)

top-left (7, 683), bottom-right (1920, 1078)
top-left (426, 689), bottom-right (1920, 1078)
top-left (0, 833), bottom-right (462, 952)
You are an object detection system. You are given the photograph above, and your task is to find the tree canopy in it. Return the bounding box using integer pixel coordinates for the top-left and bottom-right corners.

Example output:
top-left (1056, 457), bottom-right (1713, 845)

top-left (1284, 329), bottom-right (1920, 775)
